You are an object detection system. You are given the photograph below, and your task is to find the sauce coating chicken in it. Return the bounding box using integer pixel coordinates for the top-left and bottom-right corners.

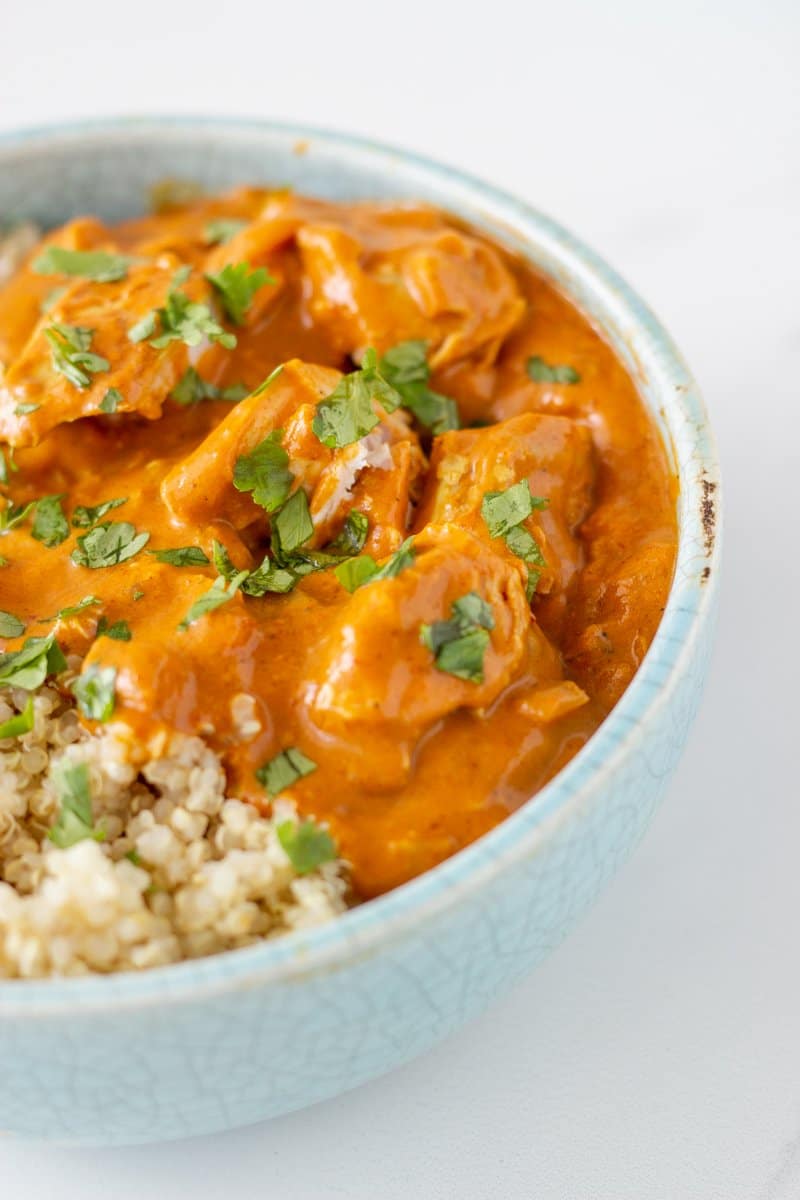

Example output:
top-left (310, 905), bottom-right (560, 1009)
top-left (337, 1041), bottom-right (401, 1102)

top-left (0, 188), bottom-right (676, 897)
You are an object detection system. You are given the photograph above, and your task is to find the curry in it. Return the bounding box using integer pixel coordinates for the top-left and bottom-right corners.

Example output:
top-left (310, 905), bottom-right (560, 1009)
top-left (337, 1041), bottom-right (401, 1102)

top-left (0, 188), bottom-right (677, 900)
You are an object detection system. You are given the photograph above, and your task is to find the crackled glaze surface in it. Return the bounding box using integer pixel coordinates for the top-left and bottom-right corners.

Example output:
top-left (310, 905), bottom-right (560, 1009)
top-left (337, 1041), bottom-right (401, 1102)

top-left (0, 118), bottom-right (720, 1146)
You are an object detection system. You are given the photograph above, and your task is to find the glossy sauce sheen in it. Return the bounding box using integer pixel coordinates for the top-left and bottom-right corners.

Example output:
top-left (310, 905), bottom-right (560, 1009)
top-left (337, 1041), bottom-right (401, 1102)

top-left (0, 189), bottom-right (677, 897)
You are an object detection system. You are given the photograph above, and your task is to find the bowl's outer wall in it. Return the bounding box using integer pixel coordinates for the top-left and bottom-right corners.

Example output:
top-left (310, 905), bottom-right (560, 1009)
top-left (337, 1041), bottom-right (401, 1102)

top-left (0, 120), bottom-right (720, 1145)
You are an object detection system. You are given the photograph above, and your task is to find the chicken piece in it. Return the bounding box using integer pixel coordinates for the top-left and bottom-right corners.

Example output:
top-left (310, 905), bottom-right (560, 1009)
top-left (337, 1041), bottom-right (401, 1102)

top-left (0, 258), bottom-right (217, 446)
top-left (113, 186), bottom-right (272, 265)
top-left (301, 525), bottom-right (533, 784)
top-left (0, 217), bottom-right (111, 370)
top-left (416, 412), bottom-right (595, 607)
top-left (295, 209), bottom-right (525, 368)
top-left (162, 359), bottom-right (425, 552)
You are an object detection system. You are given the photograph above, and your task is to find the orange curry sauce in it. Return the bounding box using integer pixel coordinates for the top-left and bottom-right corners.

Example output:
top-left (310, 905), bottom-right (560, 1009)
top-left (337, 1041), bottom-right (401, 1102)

top-left (0, 188), bottom-right (676, 897)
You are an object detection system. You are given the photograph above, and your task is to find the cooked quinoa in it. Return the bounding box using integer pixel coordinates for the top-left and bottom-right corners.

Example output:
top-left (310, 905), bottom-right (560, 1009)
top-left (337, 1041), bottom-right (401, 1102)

top-left (0, 678), bottom-right (350, 979)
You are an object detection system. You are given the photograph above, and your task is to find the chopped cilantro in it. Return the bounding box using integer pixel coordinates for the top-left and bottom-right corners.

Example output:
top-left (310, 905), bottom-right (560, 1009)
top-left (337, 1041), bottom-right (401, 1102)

top-left (233, 430), bottom-right (294, 514)
top-left (96, 616), bottom-right (132, 641)
top-left (178, 571), bottom-right (247, 630)
top-left (481, 481), bottom-right (549, 598)
top-left (0, 499), bottom-right (35, 534)
top-left (326, 510), bottom-right (369, 557)
top-left (271, 489), bottom-right (314, 560)
top-left (44, 323), bottom-right (109, 388)
top-left (526, 355), bottom-right (581, 385)
top-left (0, 446), bottom-right (18, 485)
top-left (0, 694), bottom-right (34, 738)
top-left (256, 747), bottom-right (317, 798)
top-left (32, 247), bottom-right (133, 283)
top-left (206, 262), bottom-right (273, 326)
top-left (171, 367), bottom-right (247, 406)
top-left (251, 364), bottom-right (283, 396)
top-left (100, 388), bottom-right (122, 413)
top-left (240, 556), bottom-right (298, 596)
top-left (71, 664), bottom-right (116, 722)
top-left (71, 497), bottom-right (127, 528)
top-left (47, 762), bottom-right (104, 849)
top-left (150, 545), bottom-right (209, 567)
top-left (276, 819), bottom-right (336, 874)
top-left (0, 634), bottom-right (66, 690)
top-left (45, 595), bottom-right (102, 621)
top-left (31, 494), bottom-right (69, 547)
top-left (40, 285), bottom-right (67, 314)
top-left (129, 289), bottom-right (236, 350)
top-left (333, 536), bottom-right (415, 593)
top-left (312, 348), bottom-right (402, 449)
top-left (203, 218), bottom-right (247, 246)
top-left (420, 591), bottom-right (495, 683)
top-left (15, 403), bottom-right (40, 416)
top-left (379, 340), bottom-right (460, 433)
top-left (71, 521), bottom-right (150, 568)
top-left (0, 610), bottom-right (25, 638)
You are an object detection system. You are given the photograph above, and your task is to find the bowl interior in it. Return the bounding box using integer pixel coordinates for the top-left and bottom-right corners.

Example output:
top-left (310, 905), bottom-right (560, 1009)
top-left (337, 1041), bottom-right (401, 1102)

top-left (0, 117), bottom-right (720, 1009)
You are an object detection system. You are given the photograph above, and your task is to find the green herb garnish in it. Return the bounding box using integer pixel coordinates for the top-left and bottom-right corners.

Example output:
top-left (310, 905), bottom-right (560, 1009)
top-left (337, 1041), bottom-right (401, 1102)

top-left (203, 218), bottom-right (247, 246)
top-left (32, 247), bottom-right (133, 283)
top-left (325, 510), bottom-right (369, 557)
top-left (420, 591), bottom-right (495, 683)
top-left (0, 499), bottom-right (36, 534)
top-left (276, 819), bottom-right (336, 874)
top-left (31, 494), bottom-right (69, 547)
top-left (96, 617), bottom-right (132, 641)
top-left (44, 323), bottom-right (109, 388)
top-left (233, 430), bottom-right (294, 514)
top-left (206, 262), bottom-right (273, 326)
top-left (71, 664), bottom-right (116, 722)
top-left (171, 367), bottom-right (247, 406)
top-left (71, 497), bottom-right (127, 528)
top-left (481, 481), bottom-right (549, 598)
top-left (178, 571), bottom-right (248, 630)
top-left (46, 595), bottom-right (102, 621)
top-left (0, 610), bottom-right (25, 638)
top-left (71, 521), bottom-right (150, 569)
top-left (256, 747), bottom-right (317, 798)
top-left (379, 340), bottom-right (460, 433)
top-left (526, 355), bottom-right (581, 385)
top-left (271, 489), bottom-right (314, 560)
top-left (47, 762), bottom-right (104, 849)
top-left (100, 388), bottom-right (122, 413)
top-left (15, 403), bottom-right (40, 416)
top-left (312, 348), bottom-right (402, 449)
top-left (0, 634), bottom-right (67, 690)
top-left (0, 446), bottom-right (18, 486)
top-left (0, 694), bottom-right (34, 738)
top-left (129, 289), bottom-right (236, 350)
top-left (333, 536), bottom-right (415, 593)
top-left (150, 545), bottom-right (209, 567)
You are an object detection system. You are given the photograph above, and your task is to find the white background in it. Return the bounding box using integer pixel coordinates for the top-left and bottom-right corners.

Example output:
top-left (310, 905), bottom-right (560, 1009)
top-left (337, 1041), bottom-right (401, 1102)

top-left (1, 1), bottom-right (798, 1196)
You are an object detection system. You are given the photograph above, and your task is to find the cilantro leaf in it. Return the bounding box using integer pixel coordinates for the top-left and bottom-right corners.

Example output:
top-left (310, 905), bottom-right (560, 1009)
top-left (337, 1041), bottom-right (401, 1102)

top-left (481, 481), bottom-right (547, 538)
top-left (333, 536), bottom-right (415, 593)
top-left (71, 497), bottom-right (127, 528)
top-left (171, 367), bottom-right (246, 406)
top-left (150, 545), bottom-right (209, 567)
top-left (71, 664), bottom-right (116, 722)
top-left (96, 617), bottom-right (132, 641)
top-left (240, 556), bottom-right (298, 596)
top-left (379, 340), bottom-right (460, 434)
top-left (256, 747), bottom-right (317, 798)
top-left (15, 403), bottom-right (40, 416)
top-left (44, 323), bottom-right (109, 388)
top-left (0, 694), bottom-right (34, 738)
top-left (420, 590), bottom-right (494, 683)
top-left (31, 494), bottom-right (69, 547)
top-left (45, 595), bottom-right (102, 621)
top-left (100, 388), bottom-right (122, 413)
top-left (0, 446), bottom-right (18, 486)
top-left (71, 521), bottom-right (150, 568)
top-left (526, 355), bottom-right (581, 385)
top-left (0, 499), bottom-right (35, 533)
top-left (0, 634), bottom-right (66, 690)
top-left (47, 762), bottom-right (104, 849)
top-left (178, 571), bottom-right (247, 630)
top-left (203, 218), bottom-right (247, 246)
top-left (206, 262), bottom-right (273, 326)
top-left (325, 510), bottom-right (369, 557)
top-left (312, 348), bottom-right (402, 449)
top-left (233, 431), bottom-right (294, 514)
top-left (129, 289), bottom-right (236, 350)
top-left (32, 247), bottom-right (133, 283)
top-left (0, 610), bottom-right (25, 638)
top-left (271, 489), bottom-right (314, 561)
top-left (276, 819), bottom-right (336, 874)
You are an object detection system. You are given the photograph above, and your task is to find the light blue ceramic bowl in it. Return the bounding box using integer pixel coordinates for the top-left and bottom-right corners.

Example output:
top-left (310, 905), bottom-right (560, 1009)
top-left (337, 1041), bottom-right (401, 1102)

top-left (0, 117), bottom-right (721, 1146)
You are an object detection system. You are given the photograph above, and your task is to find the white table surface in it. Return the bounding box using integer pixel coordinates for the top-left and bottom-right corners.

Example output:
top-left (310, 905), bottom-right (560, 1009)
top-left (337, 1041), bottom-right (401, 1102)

top-left (1, 1), bottom-right (797, 1195)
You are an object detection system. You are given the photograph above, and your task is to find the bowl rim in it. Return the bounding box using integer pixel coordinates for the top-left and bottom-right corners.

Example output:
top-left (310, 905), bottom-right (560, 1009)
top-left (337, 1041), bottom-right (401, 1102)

top-left (0, 115), bottom-right (721, 1012)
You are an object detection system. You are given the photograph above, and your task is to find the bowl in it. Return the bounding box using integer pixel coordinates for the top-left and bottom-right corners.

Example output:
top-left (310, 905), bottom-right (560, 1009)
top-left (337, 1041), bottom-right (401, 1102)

top-left (0, 116), bottom-right (721, 1146)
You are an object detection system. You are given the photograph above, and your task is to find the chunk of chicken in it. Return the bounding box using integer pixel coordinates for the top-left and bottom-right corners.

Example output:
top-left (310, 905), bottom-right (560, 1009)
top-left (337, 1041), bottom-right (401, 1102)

top-left (301, 525), bottom-right (533, 783)
top-left (416, 412), bottom-right (595, 610)
top-left (162, 358), bottom-right (425, 551)
top-left (0, 258), bottom-right (216, 446)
